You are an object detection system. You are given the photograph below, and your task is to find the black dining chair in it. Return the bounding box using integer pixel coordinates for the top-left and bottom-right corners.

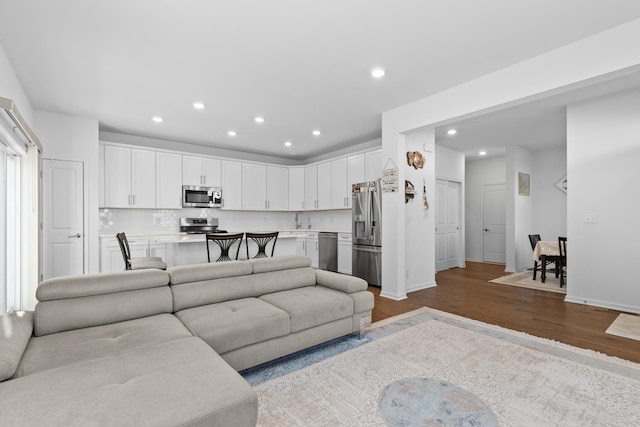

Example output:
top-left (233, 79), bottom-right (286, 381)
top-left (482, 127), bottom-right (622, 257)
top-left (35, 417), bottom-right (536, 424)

top-left (528, 234), bottom-right (560, 281)
top-left (206, 233), bottom-right (244, 262)
top-left (558, 236), bottom-right (567, 287)
top-left (245, 232), bottom-right (279, 259)
top-left (116, 232), bottom-right (167, 271)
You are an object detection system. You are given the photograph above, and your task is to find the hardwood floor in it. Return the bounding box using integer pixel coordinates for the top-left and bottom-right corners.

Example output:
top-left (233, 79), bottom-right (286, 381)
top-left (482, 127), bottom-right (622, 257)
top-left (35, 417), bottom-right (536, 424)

top-left (370, 261), bottom-right (640, 363)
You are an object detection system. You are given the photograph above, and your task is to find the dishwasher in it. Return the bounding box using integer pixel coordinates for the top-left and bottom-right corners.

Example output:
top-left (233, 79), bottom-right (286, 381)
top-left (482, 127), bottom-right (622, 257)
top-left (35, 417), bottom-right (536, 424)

top-left (318, 232), bottom-right (338, 272)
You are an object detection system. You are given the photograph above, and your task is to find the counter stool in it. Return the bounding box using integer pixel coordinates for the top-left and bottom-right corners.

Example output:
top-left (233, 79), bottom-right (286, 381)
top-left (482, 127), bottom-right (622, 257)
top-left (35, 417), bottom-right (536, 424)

top-left (116, 232), bottom-right (167, 271)
top-left (245, 232), bottom-right (279, 259)
top-left (206, 233), bottom-right (244, 262)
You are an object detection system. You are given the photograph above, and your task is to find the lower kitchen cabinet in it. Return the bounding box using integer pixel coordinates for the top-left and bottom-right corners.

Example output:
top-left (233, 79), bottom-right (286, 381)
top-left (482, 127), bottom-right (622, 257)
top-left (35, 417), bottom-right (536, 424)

top-left (100, 237), bottom-right (167, 273)
top-left (305, 232), bottom-right (319, 268)
top-left (338, 233), bottom-right (352, 275)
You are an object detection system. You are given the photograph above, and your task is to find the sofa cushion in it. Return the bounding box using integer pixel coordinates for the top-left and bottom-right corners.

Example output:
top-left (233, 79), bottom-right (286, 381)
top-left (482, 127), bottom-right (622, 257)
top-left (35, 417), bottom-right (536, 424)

top-left (14, 314), bottom-right (192, 378)
top-left (170, 266), bottom-right (316, 311)
top-left (0, 337), bottom-right (258, 427)
top-left (248, 255), bottom-right (311, 273)
top-left (260, 286), bottom-right (354, 333)
top-left (0, 311), bottom-right (33, 381)
top-left (315, 269), bottom-right (368, 293)
top-left (167, 261), bottom-right (252, 285)
top-left (175, 298), bottom-right (291, 354)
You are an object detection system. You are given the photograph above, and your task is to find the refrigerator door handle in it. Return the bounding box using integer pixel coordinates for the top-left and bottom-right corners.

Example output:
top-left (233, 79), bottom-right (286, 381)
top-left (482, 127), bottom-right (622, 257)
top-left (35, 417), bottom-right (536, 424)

top-left (353, 245), bottom-right (381, 253)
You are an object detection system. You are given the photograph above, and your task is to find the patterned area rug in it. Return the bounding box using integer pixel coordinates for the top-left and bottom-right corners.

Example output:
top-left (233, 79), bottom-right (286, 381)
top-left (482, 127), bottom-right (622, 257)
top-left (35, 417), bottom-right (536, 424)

top-left (249, 307), bottom-right (640, 426)
top-left (489, 271), bottom-right (565, 294)
top-left (606, 313), bottom-right (640, 341)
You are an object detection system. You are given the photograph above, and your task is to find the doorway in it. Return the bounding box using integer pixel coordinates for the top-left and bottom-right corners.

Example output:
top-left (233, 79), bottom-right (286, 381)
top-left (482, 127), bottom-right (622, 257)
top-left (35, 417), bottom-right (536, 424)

top-left (482, 183), bottom-right (506, 263)
top-left (435, 179), bottom-right (461, 272)
top-left (42, 159), bottom-right (85, 280)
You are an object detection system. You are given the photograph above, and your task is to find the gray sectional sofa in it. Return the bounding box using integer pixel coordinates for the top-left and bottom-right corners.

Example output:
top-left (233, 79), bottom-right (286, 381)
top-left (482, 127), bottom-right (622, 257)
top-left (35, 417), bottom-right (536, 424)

top-left (0, 255), bottom-right (374, 426)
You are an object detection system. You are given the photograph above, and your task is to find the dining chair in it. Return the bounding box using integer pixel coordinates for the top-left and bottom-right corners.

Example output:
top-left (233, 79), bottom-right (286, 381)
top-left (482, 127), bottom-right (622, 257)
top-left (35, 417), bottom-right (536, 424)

top-left (206, 233), bottom-right (244, 262)
top-left (245, 232), bottom-right (279, 259)
top-left (528, 234), bottom-right (560, 281)
top-left (558, 236), bottom-right (567, 287)
top-left (116, 232), bottom-right (167, 271)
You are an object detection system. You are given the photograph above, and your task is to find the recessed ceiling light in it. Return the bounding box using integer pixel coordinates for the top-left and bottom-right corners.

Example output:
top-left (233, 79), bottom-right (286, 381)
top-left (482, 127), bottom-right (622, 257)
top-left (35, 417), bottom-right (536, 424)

top-left (227, 131), bottom-right (236, 137)
top-left (152, 116), bottom-right (163, 123)
top-left (312, 130), bottom-right (321, 136)
top-left (284, 141), bottom-right (292, 147)
top-left (447, 129), bottom-right (457, 135)
top-left (193, 102), bottom-right (205, 109)
top-left (371, 68), bottom-right (386, 78)
top-left (479, 151), bottom-right (487, 156)
top-left (254, 116), bottom-right (265, 124)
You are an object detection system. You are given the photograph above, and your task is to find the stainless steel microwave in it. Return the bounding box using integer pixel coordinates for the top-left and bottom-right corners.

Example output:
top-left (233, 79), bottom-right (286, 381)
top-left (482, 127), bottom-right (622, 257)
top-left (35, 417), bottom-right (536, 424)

top-left (182, 186), bottom-right (222, 208)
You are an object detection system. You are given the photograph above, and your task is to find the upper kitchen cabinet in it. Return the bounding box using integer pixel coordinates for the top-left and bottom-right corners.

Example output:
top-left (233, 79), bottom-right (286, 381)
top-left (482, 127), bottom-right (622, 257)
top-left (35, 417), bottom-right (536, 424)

top-left (103, 145), bottom-right (156, 208)
top-left (346, 153), bottom-right (365, 208)
top-left (156, 152), bottom-right (182, 209)
top-left (221, 160), bottom-right (242, 210)
top-left (242, 163), bottom-right (266, 210)
top-left (317, 161), bottom-right (332, 210)
top-left (304, 165), bottom-right (318, 210)
top-left (331, 158), bottom-right (348, 209)
top-left (288, 167), bottom-right (304, 211)
top-left (182, 155), bottom-right (221, 187)
top-left (266, 165), bottom-right (289, 210)
top-left (365, 149), bottom-right (382, 181)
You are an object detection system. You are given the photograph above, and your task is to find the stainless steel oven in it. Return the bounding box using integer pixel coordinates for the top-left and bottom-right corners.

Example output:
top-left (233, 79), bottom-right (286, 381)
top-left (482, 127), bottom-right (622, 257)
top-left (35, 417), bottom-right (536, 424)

top-left (182, 186), bottom-right (222, 208)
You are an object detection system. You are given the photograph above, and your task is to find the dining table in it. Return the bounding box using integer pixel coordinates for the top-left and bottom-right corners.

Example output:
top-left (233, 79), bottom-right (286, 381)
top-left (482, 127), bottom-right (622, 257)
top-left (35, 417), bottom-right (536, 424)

top-left (532, 241), bottom-right (561, 283)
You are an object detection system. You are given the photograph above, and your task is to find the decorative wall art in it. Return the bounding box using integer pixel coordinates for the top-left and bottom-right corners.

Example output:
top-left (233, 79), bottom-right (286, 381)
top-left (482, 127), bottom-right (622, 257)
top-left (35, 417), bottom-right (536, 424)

top-left (518, 172), bottom-right (530, 196)
top-left (406, 151), bottom-right (425, 169)
top-left (405, 180), bottom-right (415, 203)
top-left (555, 175), bottom-right (567, 194)
top-left (381, 158), bottom-right (399, 193)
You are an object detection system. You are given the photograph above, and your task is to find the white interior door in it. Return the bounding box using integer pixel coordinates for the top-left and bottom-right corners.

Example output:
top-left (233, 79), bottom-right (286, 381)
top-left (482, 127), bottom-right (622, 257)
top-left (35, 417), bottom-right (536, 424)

top-left (43, 159), bottom-right (84, 280)
top-left (482, 183), bottom-right (506, 264)
top-left (436, 180), bottom-right (461, 272)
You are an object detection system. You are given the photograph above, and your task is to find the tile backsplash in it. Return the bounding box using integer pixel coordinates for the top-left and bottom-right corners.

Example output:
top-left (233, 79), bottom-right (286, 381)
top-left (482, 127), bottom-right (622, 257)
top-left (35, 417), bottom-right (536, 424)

top-left (99, 208), bottom-right (351, 235)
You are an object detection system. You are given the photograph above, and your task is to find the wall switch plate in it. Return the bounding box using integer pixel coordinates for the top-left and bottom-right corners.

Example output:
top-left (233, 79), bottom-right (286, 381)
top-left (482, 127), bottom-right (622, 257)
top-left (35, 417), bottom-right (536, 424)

top-left (584, 213), bottom-right (597, 223)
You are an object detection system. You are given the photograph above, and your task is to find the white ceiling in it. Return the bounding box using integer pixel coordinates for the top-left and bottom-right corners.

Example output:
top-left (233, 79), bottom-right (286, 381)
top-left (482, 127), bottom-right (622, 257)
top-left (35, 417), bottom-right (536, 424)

top-left (2, 1), bottom-right (640, 160)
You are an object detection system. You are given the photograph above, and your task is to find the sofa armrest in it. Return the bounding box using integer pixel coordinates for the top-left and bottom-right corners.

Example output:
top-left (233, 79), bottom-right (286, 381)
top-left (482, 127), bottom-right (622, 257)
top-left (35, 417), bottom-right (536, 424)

top-left (315, 270), bottom-right (368, 293)
top-left (0, 311), bottom-right (33, 381)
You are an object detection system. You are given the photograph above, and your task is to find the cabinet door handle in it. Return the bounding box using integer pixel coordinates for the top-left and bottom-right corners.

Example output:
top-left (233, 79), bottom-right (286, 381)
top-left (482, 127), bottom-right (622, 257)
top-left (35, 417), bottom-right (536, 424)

top-left (132, 194), bottom-right (136, 206)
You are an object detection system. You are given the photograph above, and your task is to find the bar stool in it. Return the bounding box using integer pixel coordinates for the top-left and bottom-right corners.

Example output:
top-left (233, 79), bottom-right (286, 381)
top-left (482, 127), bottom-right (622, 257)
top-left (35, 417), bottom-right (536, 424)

top-left (206, 233), bottom-right (244, 262)
top-left (245, 232), bottom-right (279, 259)
top-left (116, 232), bottom-right (167, 271)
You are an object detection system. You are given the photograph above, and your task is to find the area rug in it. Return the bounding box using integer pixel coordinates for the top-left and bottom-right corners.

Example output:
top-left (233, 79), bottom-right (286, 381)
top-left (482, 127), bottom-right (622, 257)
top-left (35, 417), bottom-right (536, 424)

top-left (252, 307), bottom-right (640, 426)
top-left (489, 271), bottom-right (565, 294)
top-left (606, 313), bottom-right (640, 341)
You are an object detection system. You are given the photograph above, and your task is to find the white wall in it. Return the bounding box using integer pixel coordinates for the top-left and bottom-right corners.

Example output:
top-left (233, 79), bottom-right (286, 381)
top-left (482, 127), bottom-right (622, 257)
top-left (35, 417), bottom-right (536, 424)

top-left (465, 157), bottom-right (506, 262)
top-left (566, 89), bottom-right (640, 313)
top-left (0, 44), bottom-right (33, 125)
top-left (506, 146), bottom-right (533, 272)
top-left (34, 111), bottom-right (100, 273)
top-left (532, 147), bottom-right (567, 240)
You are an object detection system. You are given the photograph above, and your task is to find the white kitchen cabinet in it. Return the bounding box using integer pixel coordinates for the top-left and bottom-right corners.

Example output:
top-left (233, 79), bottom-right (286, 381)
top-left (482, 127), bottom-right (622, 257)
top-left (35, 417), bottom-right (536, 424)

top-left (365, 149), bottom-right (383, 182)
top-left (338, 233), bottom-right (353, 275)
top-left (99, 144), bottom-right (105, 208)
top-left (305, 231), bottom-right (319, 268)
top-left (317, 161), bottom-right (332, 210)
top-left (221, 160), bottom-right (242, 210)
top-left (182, 155), bottom-right (221, 187)
top-left (104, 145), bottom-right (156, 208)
top-left (331, 158), bottom-right (348, 209)
top-left (156, 152), bottom-right (182, 209)
top-left (347, 153), bottom-right (365, 208)
top-left (149, 243), bottom-right (167, 264)
top-left (288, 167), bottom-right (305, 211)
top-left (242, 163), bottom-right (267, 210)
top-left (266, 165), bottom-right (289, 210)
top-left (304, 165), bottom-right (318, 210)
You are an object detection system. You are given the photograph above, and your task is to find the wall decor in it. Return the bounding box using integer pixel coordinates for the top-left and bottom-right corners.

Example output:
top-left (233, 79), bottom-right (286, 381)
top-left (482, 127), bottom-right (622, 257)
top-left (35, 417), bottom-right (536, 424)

top-left (382, 158), bottom-right (399, 192)
top-left (406, 151), bottom-right (425, 169)
top-left (555, 175), bottom-right (567, 194)
top-left (518, 172), bottom-right (530, 196)
top-left (405, 180), bottom-right (415, 203)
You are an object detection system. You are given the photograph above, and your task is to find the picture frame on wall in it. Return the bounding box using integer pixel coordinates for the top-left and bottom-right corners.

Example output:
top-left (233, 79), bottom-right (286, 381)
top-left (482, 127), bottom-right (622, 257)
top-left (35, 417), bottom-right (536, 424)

top-left (518, 172), bottom-right (530, 196)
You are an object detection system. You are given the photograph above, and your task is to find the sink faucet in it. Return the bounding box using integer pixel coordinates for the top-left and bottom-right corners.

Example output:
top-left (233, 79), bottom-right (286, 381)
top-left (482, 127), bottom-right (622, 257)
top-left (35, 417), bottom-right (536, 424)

top-left (295, 213), bottom-right (302, 229)
top-left (307, 217), bottom-right (312, 229)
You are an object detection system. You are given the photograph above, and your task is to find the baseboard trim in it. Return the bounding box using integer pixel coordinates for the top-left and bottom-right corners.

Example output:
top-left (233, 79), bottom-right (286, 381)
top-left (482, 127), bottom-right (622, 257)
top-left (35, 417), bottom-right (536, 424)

top-left (379, 291), bottom-right (408, 301)
top-left (564, 295), bottom-right (640, 315)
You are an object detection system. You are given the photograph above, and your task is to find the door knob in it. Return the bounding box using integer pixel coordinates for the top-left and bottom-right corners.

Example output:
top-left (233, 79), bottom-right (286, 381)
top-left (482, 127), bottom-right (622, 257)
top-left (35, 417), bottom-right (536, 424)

top-left (484, 228), bottom-right (490, 232)
top-left (68, 233), bottom-right (81, 238)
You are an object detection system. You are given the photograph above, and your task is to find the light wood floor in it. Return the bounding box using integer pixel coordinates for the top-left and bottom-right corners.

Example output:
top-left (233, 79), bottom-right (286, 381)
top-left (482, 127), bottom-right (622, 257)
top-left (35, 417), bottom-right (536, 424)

top-left (370, 262), bottom-right (640, 364)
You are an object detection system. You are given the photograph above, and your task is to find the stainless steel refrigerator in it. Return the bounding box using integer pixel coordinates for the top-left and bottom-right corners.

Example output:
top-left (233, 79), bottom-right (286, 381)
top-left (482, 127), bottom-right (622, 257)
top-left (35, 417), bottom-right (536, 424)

top-left (352, 180), bottom-right (382, 287)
